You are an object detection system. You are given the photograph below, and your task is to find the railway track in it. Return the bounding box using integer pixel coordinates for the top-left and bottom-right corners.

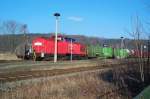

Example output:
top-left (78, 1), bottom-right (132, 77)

top-left (0, 60), bottom-right (142, 83)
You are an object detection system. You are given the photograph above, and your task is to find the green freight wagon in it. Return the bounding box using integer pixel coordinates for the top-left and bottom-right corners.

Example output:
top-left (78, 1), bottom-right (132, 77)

top-left (120, 49), bottom-right (129, 58)
top-left (114, 48), bottom-right (129, 59)
top-left (114, 48), bottom-right (120, 59)
top-left (102, 47), bottom-right (113, 58)
top-left (87, 45), bottom-right (103, 58)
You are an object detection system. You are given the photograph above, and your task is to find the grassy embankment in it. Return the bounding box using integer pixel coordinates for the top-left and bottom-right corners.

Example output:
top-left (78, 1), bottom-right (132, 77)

top-left (0, 70), bottom-right (129, 99)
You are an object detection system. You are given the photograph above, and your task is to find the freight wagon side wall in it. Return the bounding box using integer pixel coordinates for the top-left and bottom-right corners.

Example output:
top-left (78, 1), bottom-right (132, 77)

top-left (132, 50), bottom-right (150, 58)
top-left (87, 45), bottom-right (103, 57)
top-left (102, 47), bottom-right (113, 58)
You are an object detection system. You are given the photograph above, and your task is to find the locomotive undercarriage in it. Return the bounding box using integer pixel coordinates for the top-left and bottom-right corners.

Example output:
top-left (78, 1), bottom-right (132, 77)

top-left (25, 52), bottom-right (87, 61)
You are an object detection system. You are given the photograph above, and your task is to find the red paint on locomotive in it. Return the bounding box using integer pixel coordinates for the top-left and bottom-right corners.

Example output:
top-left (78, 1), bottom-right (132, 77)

top-left (32, 35), bottom-right (87, 57)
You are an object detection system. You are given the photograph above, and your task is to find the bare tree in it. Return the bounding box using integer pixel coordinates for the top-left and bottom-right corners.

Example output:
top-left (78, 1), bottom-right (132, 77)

top-left (128, 15), bottom-right (145, 82)
top-left (1, 20), bottom-right (27, 53)
top-left (20, 24), bottom-right (29, 59)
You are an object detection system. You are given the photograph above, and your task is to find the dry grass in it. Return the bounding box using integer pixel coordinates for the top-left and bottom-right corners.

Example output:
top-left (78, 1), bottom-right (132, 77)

top-left (0, 70), bottom-right (128, 99)
top-left (0, 53), bottom-right (19, 60)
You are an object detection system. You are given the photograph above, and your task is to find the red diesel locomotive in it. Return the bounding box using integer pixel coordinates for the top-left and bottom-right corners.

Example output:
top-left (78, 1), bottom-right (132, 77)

top-left (31, 35), bottom-right (87, 60)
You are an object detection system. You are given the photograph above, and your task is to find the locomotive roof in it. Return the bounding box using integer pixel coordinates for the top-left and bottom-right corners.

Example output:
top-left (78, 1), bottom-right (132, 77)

top-left (51, 35), bottom-right (76, 42)
top-left (36, 36), bottom-right (76, 42)
top-left (64, 37), bottom-right (76, 42)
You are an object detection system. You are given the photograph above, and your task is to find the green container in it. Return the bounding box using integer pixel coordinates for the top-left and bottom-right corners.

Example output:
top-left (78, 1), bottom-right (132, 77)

top-left (114, 49), bottom-right (129, 59)
top-left (87, 45), bottom-right (103, 58)
top-left (120, 49), bottom-right (128, 58)
top-left (114, 49), bottom-right (120, 58)
top-left (102, 47), bottom-right (113, 58)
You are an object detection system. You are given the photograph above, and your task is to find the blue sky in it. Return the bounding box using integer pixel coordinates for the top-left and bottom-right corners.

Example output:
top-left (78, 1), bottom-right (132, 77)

top-left (0, 0), bottom-right (149, 38)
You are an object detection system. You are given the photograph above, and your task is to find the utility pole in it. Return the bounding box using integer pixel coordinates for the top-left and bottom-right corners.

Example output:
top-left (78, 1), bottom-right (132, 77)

top-left (120, 37), bottom-right (124, 49)
top-left (23, 24), bottom-right (27, 60)
top-left (20, 24), bottom-right (27, 60)
top-left (54, 13), bottom-right (60, 63)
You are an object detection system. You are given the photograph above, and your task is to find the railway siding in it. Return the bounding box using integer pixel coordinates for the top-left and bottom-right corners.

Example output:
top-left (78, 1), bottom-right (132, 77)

top-left (0, 59), bottom-right (129, 73)
top-left (0, 59), bottom-right (144, 83)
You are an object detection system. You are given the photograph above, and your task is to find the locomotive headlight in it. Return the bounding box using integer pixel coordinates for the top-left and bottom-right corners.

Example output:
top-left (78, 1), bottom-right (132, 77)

top-left (34, 42), bottom-right (42, 46)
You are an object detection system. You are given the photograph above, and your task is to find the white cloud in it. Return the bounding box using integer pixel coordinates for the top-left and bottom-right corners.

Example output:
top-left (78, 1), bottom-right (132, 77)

top-left (68, 16), bottom-right (83, 22)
